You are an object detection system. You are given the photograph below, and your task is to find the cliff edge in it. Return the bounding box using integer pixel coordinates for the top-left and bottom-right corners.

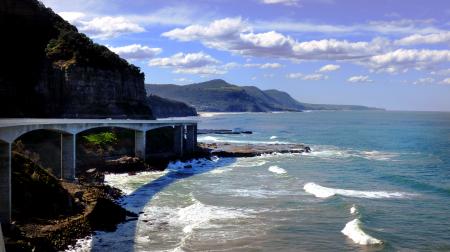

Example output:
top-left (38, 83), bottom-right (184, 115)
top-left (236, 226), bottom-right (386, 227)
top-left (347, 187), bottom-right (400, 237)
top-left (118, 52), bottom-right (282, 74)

top-left (0, 0), bottom-right (153, 119)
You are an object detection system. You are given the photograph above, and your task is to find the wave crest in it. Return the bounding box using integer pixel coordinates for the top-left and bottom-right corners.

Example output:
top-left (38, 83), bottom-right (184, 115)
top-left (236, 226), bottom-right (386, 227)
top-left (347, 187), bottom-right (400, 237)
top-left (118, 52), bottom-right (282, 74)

top-left (268, 165), bottom-right (287, 174)
top-left (303, 182), bottom-right (413, 199)
top-left (341, 219), bottom-right (383, 245)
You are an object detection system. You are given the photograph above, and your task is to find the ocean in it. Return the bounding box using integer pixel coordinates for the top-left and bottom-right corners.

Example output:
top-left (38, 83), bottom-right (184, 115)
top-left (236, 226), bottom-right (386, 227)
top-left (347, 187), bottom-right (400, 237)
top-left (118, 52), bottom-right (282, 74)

top-left (68, 111), bottom-right (450, 251)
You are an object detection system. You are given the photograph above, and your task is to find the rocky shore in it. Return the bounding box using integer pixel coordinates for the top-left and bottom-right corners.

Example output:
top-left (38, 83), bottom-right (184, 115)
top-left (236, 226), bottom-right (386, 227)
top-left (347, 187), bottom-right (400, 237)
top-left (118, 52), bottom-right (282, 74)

top-left (3, 141), bottom-right (309, 251)
top-left (199, 142), bottom-right (311, 157)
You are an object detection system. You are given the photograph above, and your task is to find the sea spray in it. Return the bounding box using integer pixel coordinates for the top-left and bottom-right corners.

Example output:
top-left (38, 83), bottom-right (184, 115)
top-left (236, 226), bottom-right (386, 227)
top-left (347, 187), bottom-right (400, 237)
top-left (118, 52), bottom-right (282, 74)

top-left (341, 219), bottom-right (383, 245)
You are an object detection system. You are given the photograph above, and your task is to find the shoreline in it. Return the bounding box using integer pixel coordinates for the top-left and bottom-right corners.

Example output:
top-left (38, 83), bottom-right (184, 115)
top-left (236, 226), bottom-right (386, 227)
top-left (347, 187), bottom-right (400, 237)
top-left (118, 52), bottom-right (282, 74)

top-left (4, 141), bottom-right (310, 251)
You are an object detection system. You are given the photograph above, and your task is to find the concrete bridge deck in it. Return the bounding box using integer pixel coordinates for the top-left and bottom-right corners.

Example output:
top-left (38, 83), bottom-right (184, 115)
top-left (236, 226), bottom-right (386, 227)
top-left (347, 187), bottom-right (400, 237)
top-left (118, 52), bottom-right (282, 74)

top-left (0, 119), bottom-right (198, 223)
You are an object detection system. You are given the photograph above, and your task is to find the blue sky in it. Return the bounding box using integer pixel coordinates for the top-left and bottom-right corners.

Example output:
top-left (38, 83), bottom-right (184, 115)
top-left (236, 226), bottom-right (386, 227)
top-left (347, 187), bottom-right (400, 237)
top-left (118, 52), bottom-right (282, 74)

top-left (41, 0), bottom-right (450, 111)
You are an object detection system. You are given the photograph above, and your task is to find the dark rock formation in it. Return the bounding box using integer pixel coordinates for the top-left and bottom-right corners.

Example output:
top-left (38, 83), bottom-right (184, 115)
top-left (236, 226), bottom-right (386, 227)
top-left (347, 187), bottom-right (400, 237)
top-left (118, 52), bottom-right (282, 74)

top-left (0, 0), bottom-right (153, 119)
top-left (5, 153), bottom-right (136, 251)
top-left (198, 142), bottom-right (310, 157)
top-left (147, 94), bottom-right (197, 118)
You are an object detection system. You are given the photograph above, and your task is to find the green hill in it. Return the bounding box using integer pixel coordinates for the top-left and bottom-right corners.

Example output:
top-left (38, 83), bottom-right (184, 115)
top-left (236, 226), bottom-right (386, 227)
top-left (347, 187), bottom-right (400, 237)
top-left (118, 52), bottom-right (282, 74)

top-left (147, 95), bottom-right (197, 118)
top-left (146, 79), bottom-right (382, 112)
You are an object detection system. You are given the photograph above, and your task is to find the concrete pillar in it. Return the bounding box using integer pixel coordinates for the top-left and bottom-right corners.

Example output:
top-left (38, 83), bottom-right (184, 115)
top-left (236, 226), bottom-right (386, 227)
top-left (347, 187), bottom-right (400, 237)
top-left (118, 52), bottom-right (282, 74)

top-left (173, 126), bottom-right (184, 157)
top-left (185, 125), bottom-right (197, 154)
top-left (135, 130), bottom-right (146, 161)
top-left (61, 134), bottom-right (76, 180)
top-left (0, 222), bottom-right (5, 252)
top-left (0, 142), bottom-right (11, 224)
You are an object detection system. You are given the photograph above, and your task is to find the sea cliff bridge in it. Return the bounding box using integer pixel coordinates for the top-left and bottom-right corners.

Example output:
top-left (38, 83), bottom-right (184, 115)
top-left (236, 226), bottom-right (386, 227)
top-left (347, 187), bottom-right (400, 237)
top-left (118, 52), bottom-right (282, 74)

top-left (0, 119), bottom-right (198, 224)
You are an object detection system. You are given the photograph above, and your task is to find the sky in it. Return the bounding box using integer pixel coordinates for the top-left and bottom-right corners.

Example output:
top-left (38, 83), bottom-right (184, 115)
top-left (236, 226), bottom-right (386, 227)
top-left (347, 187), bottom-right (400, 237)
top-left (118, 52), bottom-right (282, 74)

top-left (40, 0), bottom-right (450, 111)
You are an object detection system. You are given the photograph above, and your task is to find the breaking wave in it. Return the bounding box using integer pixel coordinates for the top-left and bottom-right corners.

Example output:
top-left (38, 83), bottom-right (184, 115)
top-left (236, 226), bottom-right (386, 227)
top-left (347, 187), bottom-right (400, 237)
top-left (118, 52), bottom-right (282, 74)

top-left (302, 145), bottom-right (398, 161)
top-left (303, 182), bottom-right (413, 199)
top-left (341, 219), bottom-right (383, 245)
top-left (197, 135), bottom-right (291, 144)
top-left (268, 165), bottom-right (287, 174)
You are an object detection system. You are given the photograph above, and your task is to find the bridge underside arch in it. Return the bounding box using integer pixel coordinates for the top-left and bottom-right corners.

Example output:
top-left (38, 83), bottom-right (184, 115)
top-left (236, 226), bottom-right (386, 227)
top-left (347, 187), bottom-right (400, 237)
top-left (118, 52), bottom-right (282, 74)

top-left (13, 129), bottom-right (73, 178)
top-left (76, 127), bottom-right (138, 173)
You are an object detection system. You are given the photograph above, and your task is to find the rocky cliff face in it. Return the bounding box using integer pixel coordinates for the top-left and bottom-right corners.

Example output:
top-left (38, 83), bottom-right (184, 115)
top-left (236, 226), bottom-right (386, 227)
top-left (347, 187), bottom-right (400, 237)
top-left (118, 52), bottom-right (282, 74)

top-left (0, 0), bottom-right (153, 119)
top-left (147, 95), bottom-right (197, 118)
top-left (37, 64), bottom-right (151, 118)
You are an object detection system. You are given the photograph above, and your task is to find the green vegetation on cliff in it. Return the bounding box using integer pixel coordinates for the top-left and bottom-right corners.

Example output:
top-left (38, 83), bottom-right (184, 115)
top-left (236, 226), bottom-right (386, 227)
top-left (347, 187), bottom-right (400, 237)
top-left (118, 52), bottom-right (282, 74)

top-left (0, 0), bottom-right (152, 118)
top-left (146, 79), bottom-right (382, 112)
top-left (147, 94), bottom-right (198, 118)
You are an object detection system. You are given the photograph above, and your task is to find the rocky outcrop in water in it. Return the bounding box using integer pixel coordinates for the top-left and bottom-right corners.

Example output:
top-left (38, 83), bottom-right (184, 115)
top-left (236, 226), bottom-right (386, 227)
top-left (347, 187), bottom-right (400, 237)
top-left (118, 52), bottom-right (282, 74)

top-left (0, 0), bottom-right (153, 119)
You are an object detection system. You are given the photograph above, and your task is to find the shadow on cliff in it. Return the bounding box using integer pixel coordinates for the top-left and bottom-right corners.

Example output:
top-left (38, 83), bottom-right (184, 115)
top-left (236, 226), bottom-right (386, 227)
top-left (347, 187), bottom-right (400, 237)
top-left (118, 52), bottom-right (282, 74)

top-left (88, 157), bottom-right (236, 252)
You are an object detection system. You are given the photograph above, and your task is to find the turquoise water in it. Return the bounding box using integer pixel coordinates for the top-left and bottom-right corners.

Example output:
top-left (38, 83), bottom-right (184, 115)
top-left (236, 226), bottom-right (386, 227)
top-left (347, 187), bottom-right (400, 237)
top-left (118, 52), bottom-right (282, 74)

top-left (69, 111), bottom-right (450, 252)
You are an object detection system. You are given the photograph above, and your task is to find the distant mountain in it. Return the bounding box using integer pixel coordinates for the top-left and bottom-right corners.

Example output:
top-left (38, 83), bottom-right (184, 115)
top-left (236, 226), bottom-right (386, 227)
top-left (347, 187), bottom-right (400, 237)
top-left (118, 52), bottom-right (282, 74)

top-left (145, 79), bottom-right (382, 112)
top-left (147, 95), bottom-right (197, 118)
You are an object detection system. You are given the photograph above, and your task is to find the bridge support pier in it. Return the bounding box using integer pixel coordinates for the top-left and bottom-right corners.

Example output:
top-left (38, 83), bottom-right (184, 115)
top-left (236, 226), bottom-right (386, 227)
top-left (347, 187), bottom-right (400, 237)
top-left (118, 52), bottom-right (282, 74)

top-left (173, 126), bottom-right (184, 157)
top-left (61, 134), bottom-right (76, 180)
top-left (0, 142), bottom-right (11, 224)
top-left (185, 125), bottom-right (197, 154)
top-left (135, 131), bottom-right (146, 161)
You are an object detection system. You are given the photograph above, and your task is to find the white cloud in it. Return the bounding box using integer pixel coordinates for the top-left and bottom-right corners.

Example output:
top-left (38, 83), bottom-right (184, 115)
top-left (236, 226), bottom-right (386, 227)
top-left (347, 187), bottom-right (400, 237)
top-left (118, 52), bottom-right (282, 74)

top-left (302, 74), bottom-right (328, 81)
top-left (286, 73), bottom-right (303, 79)
top-left (174, 78), bottom-right (192, 83)
top-left (253, 18), bottom-right (445, 35)
top-left (441, 78), bottom-right (450, 85)
top-left (78, 16), bottom-right (145, 39)
top-left (413, 77), bottom-right (435, 85)
top-left (286, 73), bottom-right (328, 80)
top-left (163, 18), bottom-right (386, 61)
top-left (244, 63), bottom-right (282, 68)
top-left (431, 68), bottom-right (450, 76)
top-left (162, 17), bottom-right (249, 42)
top-left (318, 64), bottom-right (340, 72)
top-left (149, 52), bottom-right (226, 75)
top-left (128, 5), bottom-right (210, 27)
top-left (149, 52), bottom-right (218, 68)
top-left (108, 44), bottom-right (162, 60)
top-left (347, 75), bottom-right (373, 83)
top-left (223, 62), bottom-right (241, 70)
top-left (261, 63), bottom-right (283, 68)
top-left (58, 11), bottom-right (86, 23)
top-left (260, 0), bottom-right (300, 6)
top-left (395, 32), bottom-right (450, 46)
top-left (367, 49), bottom-right (450, 73)
top-left (365, 19), bottom-right (441, 35)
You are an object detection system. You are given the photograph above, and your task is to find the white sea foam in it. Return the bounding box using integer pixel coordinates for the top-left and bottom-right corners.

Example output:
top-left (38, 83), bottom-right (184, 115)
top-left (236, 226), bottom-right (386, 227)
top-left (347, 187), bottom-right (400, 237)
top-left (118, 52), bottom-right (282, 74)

top-left (197, 135), bottom-right (221, 142)
top-left (302, 145), bottom-right (398, 161)
top-left (270, 136), bottom-right (278, 139)
top-left (350, 205), bottom-right (357, 215)
top-left (303, 182), bottom-right (412, 199)
top-left (174, 197), bottom-right (249, 234)
top-left (211, 156), bottom-right (220, 162)
top-left (341, 219), bottom-right (383, 245)
top-left (197, 135), bottom-right (291, 144)
top-left (104, 171), bottom-right (168, 195)
top-left (226, 188), bottom-right (299, 199)
top-left (210, 168), bottom-right (233, 174)
top-left (268, 165), bottom-right (287, 174)
top-left (231, 159), bottom-right (267, 168)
